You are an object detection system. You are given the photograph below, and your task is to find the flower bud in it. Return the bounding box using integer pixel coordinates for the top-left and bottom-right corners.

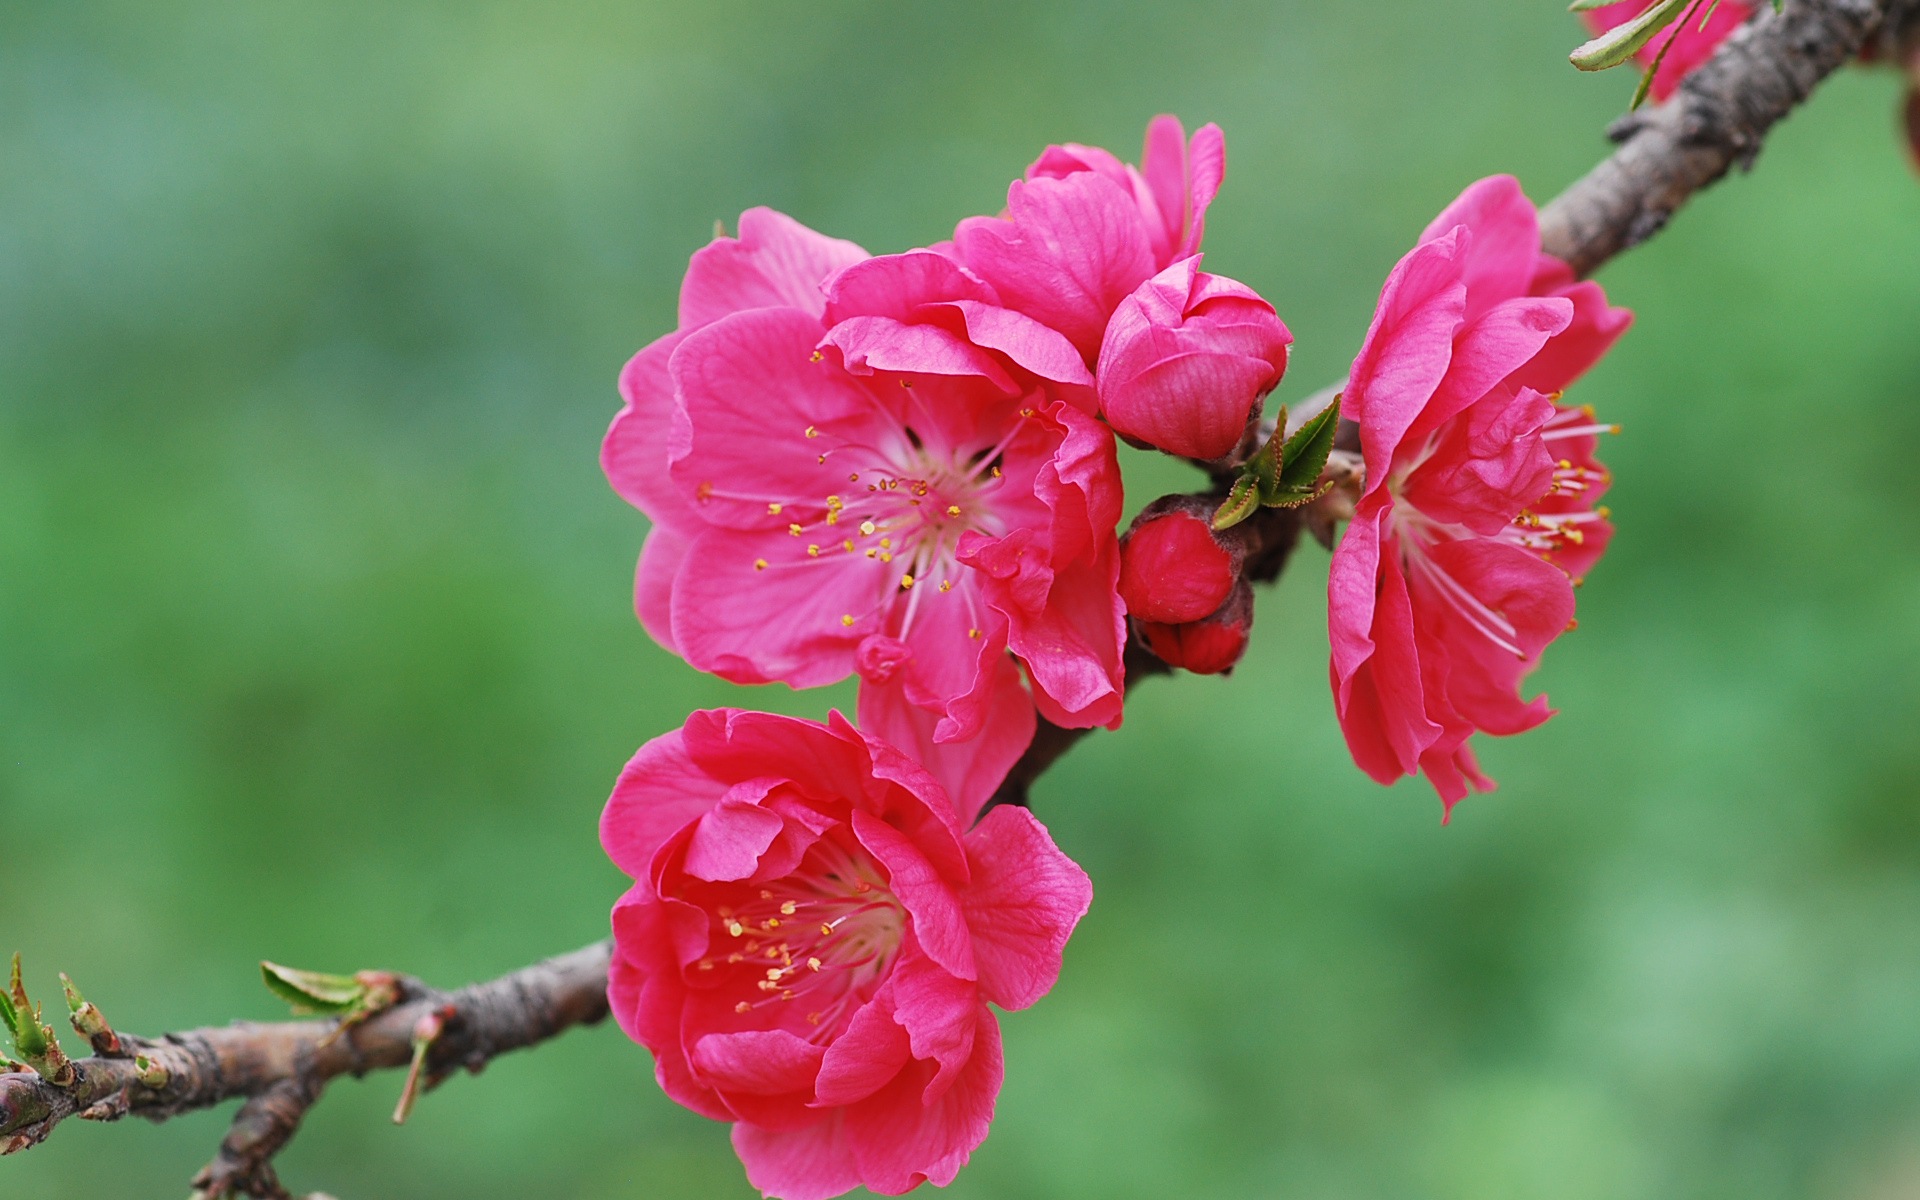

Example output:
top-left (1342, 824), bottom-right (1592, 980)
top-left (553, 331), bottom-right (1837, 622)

top-left (1096, 256), bottom-right (1290, 460)
top-left (1137, 579), bottom-right (1253, 675)
top-left (1118, 508), bottom-right (1235, 624)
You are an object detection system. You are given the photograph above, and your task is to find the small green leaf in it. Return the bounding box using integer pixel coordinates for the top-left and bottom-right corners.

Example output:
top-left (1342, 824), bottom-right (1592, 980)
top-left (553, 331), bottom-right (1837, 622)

top-left (1275, 393), bottom-right (1341, 496)
top-left (0, 990), bottom-right (18, 1042)
top-left (1567, 0), bottom-right (1618, 10)
top-left (1212, 475), bottom-right (1261, 531)
top-left (1570, 0), bottom-right (1689, 71)
top-left (261, 961), bottom-right (368, 1015)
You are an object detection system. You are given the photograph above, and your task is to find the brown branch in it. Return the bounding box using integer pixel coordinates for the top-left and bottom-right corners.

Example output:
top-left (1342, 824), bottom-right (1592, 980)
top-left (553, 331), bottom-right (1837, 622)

top-left (1, 941), bottom-right (611, 1197)
top-left (1540, 0), bottom-right (1920, 275)
top-left (8, 3), bottom-right (1918, 1191)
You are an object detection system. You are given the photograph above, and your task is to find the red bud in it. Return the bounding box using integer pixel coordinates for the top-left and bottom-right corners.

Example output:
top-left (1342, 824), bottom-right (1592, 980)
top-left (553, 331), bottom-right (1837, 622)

top-left (1136, 580), bottom-right (1253, 675)
top-left (1119, 510), bottom-right (1235, 624)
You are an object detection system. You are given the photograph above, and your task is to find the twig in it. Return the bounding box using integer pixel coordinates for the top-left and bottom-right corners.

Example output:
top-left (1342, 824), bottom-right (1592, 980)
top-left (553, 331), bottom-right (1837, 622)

top-left (1, 942), bottom-right (611, 1197)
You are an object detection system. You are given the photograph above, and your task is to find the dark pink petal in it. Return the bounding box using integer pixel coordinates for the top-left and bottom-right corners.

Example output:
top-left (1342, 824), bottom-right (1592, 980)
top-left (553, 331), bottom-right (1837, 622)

top-left (822, 250), bottom-right (995, 324)
top-left (820, 316), bottom-right (1018, 392)
top-left (683, 709), bottom-right (876, 811)
top-left (1330, 507), bottom-right (1441, 781)
top-left (843, 1006), bottom-right (1003, 1194)
top-left (633, 525), bottom-right (689, 655)
top-left (961, 805), bottom-right (1092, 1011)
top-left (939, 300), bottom-right (1096, 393)
top-left (888, 945), bottom-right (979, 1099)
top-left (1400, 295), bottom-right (1571, 452)
top-left (609, 891), bottom-right (733, 1122)
top-left (1514, 274), bottom-right (1633, 395)
top-left (953, 173), bottom-right (1156, 360)
top-left (683, 797), bottom-right (787, 882)
top-left (604, 330), bottom-right (695, 530)
top-left (851, 809), bottom-right (976, 981)
top-left (813, 986), bottom-right (912, 1108)
top-left (857, 653), bottom-right (1036, 828)
top-left (668, 308), bottom-right (883, 531)
top-left (1002, 547), bottom-right (1126, 730)
top-left (1138, 114), bottom-right (1191, 262)
top-left (1424, 537), bottom-right (1575, 711)
top-left (1347, 234), bottom-right (1469, 492)
top-left (1403, 387), bottom-right (1559, 536)
top-left (734, 1115), bottom-right (864, 1200)
top-left (690, 1029), bottom-right (827, 1097)
top-left (1418, 175), bottom-right (1539, 313)
top-left (1327, 500), bottom-right (1385, 688)
top-left (601, 728), bottom-right (727, 876)
top-left (670, 523), bottom-right (885, 688)
top-left (1178, 122), bottom-right (1226, 259)
top-left (679, 207), bottom-right (867, 328)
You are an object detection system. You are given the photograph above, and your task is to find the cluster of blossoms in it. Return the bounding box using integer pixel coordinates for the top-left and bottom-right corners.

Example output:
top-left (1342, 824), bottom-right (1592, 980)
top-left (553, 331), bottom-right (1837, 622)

top-left (600, 118), bottom-right (1626, 1196)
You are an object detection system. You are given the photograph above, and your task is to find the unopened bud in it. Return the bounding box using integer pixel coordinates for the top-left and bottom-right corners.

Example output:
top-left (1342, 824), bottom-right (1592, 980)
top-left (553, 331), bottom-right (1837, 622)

top-left (1137, 579), bottom-right (1254, 676)
top-left (1119, 499), bottom-right (1241, 624)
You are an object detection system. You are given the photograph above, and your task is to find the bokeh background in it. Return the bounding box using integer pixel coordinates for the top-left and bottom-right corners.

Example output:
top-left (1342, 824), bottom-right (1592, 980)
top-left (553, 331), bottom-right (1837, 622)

top-left (5, 2), bottom-right (1920, 1197)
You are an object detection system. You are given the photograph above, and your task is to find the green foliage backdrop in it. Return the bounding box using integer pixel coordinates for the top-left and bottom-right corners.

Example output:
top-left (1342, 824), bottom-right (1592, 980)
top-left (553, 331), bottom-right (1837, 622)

top-left (4, 2), bottom-right (1919, 1196)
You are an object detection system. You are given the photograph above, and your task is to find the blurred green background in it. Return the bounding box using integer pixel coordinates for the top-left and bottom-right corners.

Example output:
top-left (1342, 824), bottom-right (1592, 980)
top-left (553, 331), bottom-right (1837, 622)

top-left (4, 1), bottom-right (1920, 1197)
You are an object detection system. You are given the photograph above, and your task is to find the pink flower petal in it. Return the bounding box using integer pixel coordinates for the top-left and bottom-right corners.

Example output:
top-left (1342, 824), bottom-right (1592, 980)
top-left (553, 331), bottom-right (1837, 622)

top-left (601, 728), bottom-right (727, 877)
top-left (1347, 233), bottom-right (1470, 493)
top-left (680, 207), bottom-right (867, 328)
top-left (856, 652), bottom-right (1035, 828)
top-left (633, 525), bottom-right (689, 655)
top-left (851, 809), bottom-right (976, 982)
top-left (961, 805), bottom-right (1092, 1011)
top-left (683, 797), bottom-right (788, 882)
top-left (843, 1006), bottom-right (1003, 1195)
top-left (604, 330), bottom-right (695, 529)
top-left (734, 1115), bottom-right (864, 1200)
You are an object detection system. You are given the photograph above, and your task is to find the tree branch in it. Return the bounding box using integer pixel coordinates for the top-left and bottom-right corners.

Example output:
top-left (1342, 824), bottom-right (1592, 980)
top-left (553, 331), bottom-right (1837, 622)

top-left (1540, 0), bottom-right (1920, 274)
top-left (1, 942), bottom-right (611, 1197)
top-left (6, 3), bottom-right (1915, 1192)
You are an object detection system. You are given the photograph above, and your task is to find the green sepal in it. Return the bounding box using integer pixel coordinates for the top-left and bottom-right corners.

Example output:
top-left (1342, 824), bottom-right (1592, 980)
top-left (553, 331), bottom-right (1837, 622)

top-left (5, 954), bottom-right (74, 1085)
top-left (1570, 0), bottom-right (1689, 71)
top-left (1212, 475), bottom-right (1261, 531)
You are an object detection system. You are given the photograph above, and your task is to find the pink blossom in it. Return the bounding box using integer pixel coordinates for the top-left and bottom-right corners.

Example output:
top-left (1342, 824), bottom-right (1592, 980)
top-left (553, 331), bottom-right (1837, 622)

top-left (952, 116), bottom-right (1226, 362)
top-left (1096, 257), bottom-right (1291, 459)
top-left (1582, 0), bottom-right (1752, 103)
top-left (602, 708), bottom-right (1091, 1200)
top-left (1327, 176), bottom-right (1630, 813)
top-left (604, 211), bottom-right (1129, 821)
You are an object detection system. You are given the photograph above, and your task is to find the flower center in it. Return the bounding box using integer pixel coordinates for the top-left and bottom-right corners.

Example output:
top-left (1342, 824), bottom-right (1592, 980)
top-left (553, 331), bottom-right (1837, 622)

top-left (697, 836), bottom-right (905, 1040)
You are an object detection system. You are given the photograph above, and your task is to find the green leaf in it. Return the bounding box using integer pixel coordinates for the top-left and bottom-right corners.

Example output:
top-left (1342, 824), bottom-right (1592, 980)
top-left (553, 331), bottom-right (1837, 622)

top-left (1630, 0), bottom-right (1703, 109)
top-left (1567, 0), bottom-right (1618, 10)
top-left (1275, 393), bottom-right (1341, 496)
top-left (261, 961), bottom-right (369, 1015)
top-left (1569, 0), bottom-right (1689, 71)
top-left (1212, 475), bottom-right (1261, 531)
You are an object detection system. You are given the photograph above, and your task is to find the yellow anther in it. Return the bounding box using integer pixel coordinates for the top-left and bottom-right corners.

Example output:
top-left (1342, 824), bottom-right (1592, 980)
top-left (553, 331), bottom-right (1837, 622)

top-left (827, 495), bottom-right (842, 508)
top-left (697, 481), bottom-right (715, 500)
top-left (808, 544), bottom-right (820, 557)
top-left (990, 465), bottom-right (1002, 478)
top-left (826, 511), bottom-right (840, 525)
top-left (766, 967), bottom-right (784, 981)
top-left (1597, 506), bottom-right (1612, 519)
top-left (735, 1001), bottom-right (752, 1014)
top-left (866, 549), bottom-right (878, 559)
top-left (806, 1011), bottom-right (823, 1025)
top-left (842, 540), bottom-right (855, 552)
top-left (840, 614), bottom-right (855, 627)
top-left (764, 918), bottom-right (780, 929)
top-left (768, 502), bottom-right (783, 515)
top-left (808, 957), bottom-right (822, 971)
top-left (779, 901), bottom-right (797, 915)
top-left (728, 921), bottom-right (745, 937)
top-left (900, 379), bottom-right (914, 388)
top-left (819, 923), bottom-right (833, 936)
top-left (859, 520), bottom-right (877, 536)
top-left (805, 425), bottom-right (819, 439)
top-left (879, 551), bottom-right (892, 563)
top-left (758, 980), bottom-right (777, 992)
top-left (817, 454), bottom-right (826, 464)
top-left (968, 628), bottom-right (981, 639)
top-left (946, 505), bottom-right (961, 517)
top-left (810, 350), bottom-right (823, 362)
top-left (788, 523), bottom-right (803, 536)
top-left (1020, 407), bottom-right (1035, 418)
top-left (754, 558), bottom-right (769, 571)
top-left (900, 574), bottom-right (915, 590)
top-left (879, 537), bottom-right (891, 548)
top-left (848, 473), bottom-right (861, 483)
top-left (939, 580), bottom-right (952, 592)
top-left (779, 989), bottom-right (795, 1001)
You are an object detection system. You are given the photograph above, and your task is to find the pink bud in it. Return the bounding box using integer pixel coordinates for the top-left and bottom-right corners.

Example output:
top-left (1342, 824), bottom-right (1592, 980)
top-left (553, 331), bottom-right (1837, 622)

top-left (1137, 580), bottom-right (1253, 675)
top-left (1118, 509), bottom-right (1234, 624)
top-left (1096, 257), bottom-right (1290, 460)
